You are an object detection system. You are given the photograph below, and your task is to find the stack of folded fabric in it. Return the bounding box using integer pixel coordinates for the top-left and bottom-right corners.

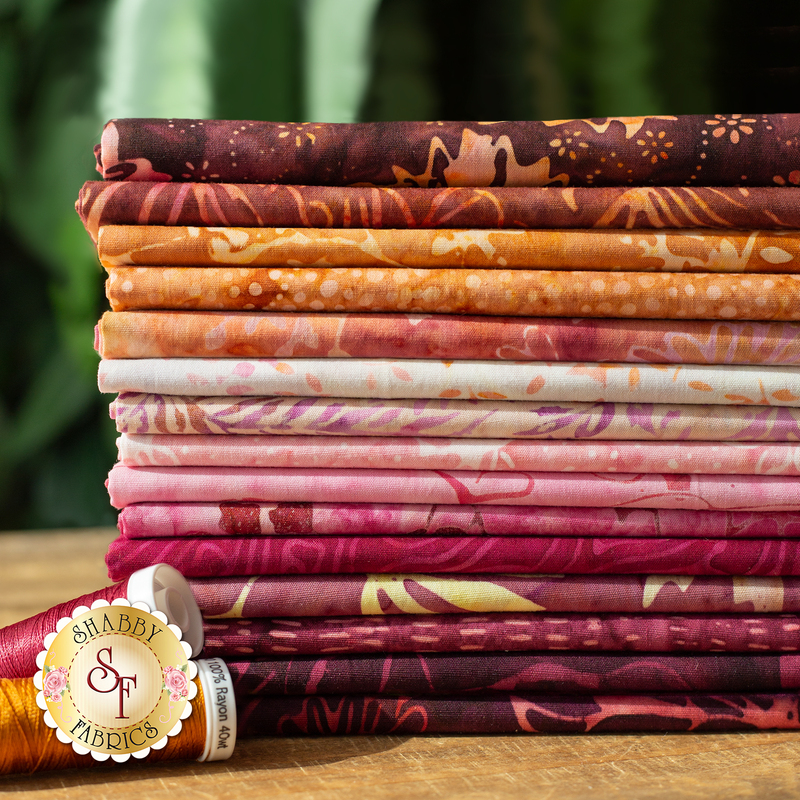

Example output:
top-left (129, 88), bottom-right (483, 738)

top-left (78, 114), bottom-right (800, 734)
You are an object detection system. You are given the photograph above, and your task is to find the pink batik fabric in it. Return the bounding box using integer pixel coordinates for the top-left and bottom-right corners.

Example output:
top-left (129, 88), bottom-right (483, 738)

top-left (116, 435), bottom-right (800, 475)
top-left (117, 501), bottom-right (800, 539)
top-left (106, 465), bottom-right (800, 511)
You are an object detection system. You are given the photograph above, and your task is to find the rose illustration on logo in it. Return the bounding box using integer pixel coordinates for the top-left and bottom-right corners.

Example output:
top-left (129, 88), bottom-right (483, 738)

top-left (163, 665), bottom-right (189, 702)
top-left (42, 666), bottom-right (69, 703)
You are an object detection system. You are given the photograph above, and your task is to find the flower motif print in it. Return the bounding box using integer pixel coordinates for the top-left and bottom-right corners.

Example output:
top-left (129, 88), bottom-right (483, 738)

top-left (163, 665), bottom-right (189, 702)
top-left (43, 666), bottom-right (69, 703)
top-left (636, 130), bottom-right (674, 164)
top-left (548, 129), bottom-right (590, 160)
top-left (704, 115), bottom-right (756, 144)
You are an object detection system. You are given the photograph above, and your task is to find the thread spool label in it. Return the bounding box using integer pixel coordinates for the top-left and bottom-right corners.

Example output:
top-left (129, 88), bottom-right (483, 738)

top-left (35, 601), bottom-right (197, 761)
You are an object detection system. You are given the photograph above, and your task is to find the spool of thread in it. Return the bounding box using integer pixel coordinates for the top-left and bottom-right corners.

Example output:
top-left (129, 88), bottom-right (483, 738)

top-left (0, 677), bottom-right (206, 775)
top-left (0, 564), bottom-right (204, 679)
top-left (0, 658), bottom-right (235, 775)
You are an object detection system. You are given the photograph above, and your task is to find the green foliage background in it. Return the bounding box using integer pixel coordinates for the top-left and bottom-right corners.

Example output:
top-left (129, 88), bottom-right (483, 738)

top-left (0, 0), bottom-right (797, 529)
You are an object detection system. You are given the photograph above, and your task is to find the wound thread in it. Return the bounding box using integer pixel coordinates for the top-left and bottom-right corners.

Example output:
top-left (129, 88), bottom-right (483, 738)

top-left (0, 677), bottom-right (206, 775)
top-left (0, 583), bottom-right (126, 680)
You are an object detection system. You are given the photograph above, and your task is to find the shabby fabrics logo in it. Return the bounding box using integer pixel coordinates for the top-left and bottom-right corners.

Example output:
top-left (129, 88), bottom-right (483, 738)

top-left (34, 599), bottom-right (197, 762)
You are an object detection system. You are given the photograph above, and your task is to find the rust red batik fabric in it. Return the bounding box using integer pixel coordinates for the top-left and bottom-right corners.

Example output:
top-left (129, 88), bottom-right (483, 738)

top-left (77, 182), bottom-right (800, 242)
top-left (95, 116), bottom-right (800, 188)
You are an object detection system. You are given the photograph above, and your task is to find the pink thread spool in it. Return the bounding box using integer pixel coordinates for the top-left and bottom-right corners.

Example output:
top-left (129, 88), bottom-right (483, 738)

top-left (0, 564), bottom-right (203, 678)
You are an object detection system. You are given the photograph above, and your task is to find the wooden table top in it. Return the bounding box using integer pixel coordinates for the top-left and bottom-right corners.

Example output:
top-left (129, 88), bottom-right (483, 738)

top-left (2, 527), bottom-right (800, 799)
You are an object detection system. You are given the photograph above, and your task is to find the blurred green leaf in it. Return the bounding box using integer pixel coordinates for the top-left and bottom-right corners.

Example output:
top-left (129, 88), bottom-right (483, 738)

top-left (588, 0), bottom-right (663, 115)
top-left (209, 0), bottom-right (303, 121)
top-left (97, 0), bottom-right (213, 119)
top-left (303, 0), bottom-right (381, 122)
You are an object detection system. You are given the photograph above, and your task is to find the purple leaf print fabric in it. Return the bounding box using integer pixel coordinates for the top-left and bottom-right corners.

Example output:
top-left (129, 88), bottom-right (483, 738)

top-left (109, 394), bottom-right (800, 442)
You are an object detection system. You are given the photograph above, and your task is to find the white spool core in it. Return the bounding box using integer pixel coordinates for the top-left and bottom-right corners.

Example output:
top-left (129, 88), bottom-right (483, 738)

top-left (196, 658), bottom-right (236, 761)
top-left (125, 564), bottom-right (204, 656)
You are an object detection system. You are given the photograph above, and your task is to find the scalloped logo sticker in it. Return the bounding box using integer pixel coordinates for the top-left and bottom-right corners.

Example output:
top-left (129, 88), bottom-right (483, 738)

top-left (34, 599), bottom-right (197, 762)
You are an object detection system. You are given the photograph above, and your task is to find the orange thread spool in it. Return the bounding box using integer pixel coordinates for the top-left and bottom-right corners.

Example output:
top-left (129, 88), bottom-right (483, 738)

top-left (0, 677), bottom-right (206, 775)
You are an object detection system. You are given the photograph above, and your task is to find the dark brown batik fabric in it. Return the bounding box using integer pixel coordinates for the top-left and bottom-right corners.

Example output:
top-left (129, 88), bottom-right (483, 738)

top-left (225, 653), bottom-right (800, 695)
top-left (95, 115), bottom-right (800, 188)
top-left (237, 692), bottom-right (800, 735)
top-left (77, 181), bottom-right (800, 242)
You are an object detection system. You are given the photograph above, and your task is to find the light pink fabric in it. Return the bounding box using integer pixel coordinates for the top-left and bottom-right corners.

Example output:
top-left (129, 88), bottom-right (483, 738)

top-left (117, 434), bottom-right (800, 475)
top-left (106, 464), bottom-right (800, 511)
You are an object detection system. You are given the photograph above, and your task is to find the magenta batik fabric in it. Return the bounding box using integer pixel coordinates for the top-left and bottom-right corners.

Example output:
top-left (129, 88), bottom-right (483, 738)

top-left (77, 182), bottom-right (800, 241)
top-left (188, 573), bottom-right (797, 616)
top-left (105, 535), bottom-right (800, 580)
top-left (109, 394), bottom-right (800, 442)
top-left (98, 358), bottom-right (800, 407)
top-left (95, 116), bottom-right (800, 187)
top-left (237, 692), bottom-right (800, 735)
top-left (117, 435), bottom-right (800, 476)
top-left (96, 311), bottom-right (800, 365)
top-left (105, 466), bottom-right (800, 511)
top-left (204, 613), bottom-right (800, 656)
top-left (118, 502), bottom-right (800, 540)
top-left (226, 653), bottom-right (800, 695)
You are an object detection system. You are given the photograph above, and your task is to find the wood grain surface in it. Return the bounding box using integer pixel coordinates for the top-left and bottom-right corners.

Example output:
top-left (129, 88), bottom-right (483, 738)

top-left (2, 527), bottom-right (800, 799)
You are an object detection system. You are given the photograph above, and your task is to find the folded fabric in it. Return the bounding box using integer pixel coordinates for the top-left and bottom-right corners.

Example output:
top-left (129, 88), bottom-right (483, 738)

top-left (117, 434), bottom-right (800, 475)
top-left (226, 653), bottom-right (800, 696)
top-left (106, 465), bottom-right (800, 511)
top-left (105, 265), bottom-right (800, 321)
top-left (105, 534), bottom-right (800, 579)
top-left (205, 613), bottom-right (800, 656)
top-left (110, 394), bottom-right (800, 442)
top-left (97, 225), bottom-right (800, 273)
top-left (118, 501), bottom-right (800, 540)
top-left (189, 573), bottom-right (796, 616)
top-left (95, 116), bottom-right (800, 187)
top-left (77, 182), bottom-right (800, 242)
top-left (96, 311), bottom-right (800, 365)
top-left (237, 692), bottom-right (800, 735)
top-left (99, 358), bottom-right (800, 406)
